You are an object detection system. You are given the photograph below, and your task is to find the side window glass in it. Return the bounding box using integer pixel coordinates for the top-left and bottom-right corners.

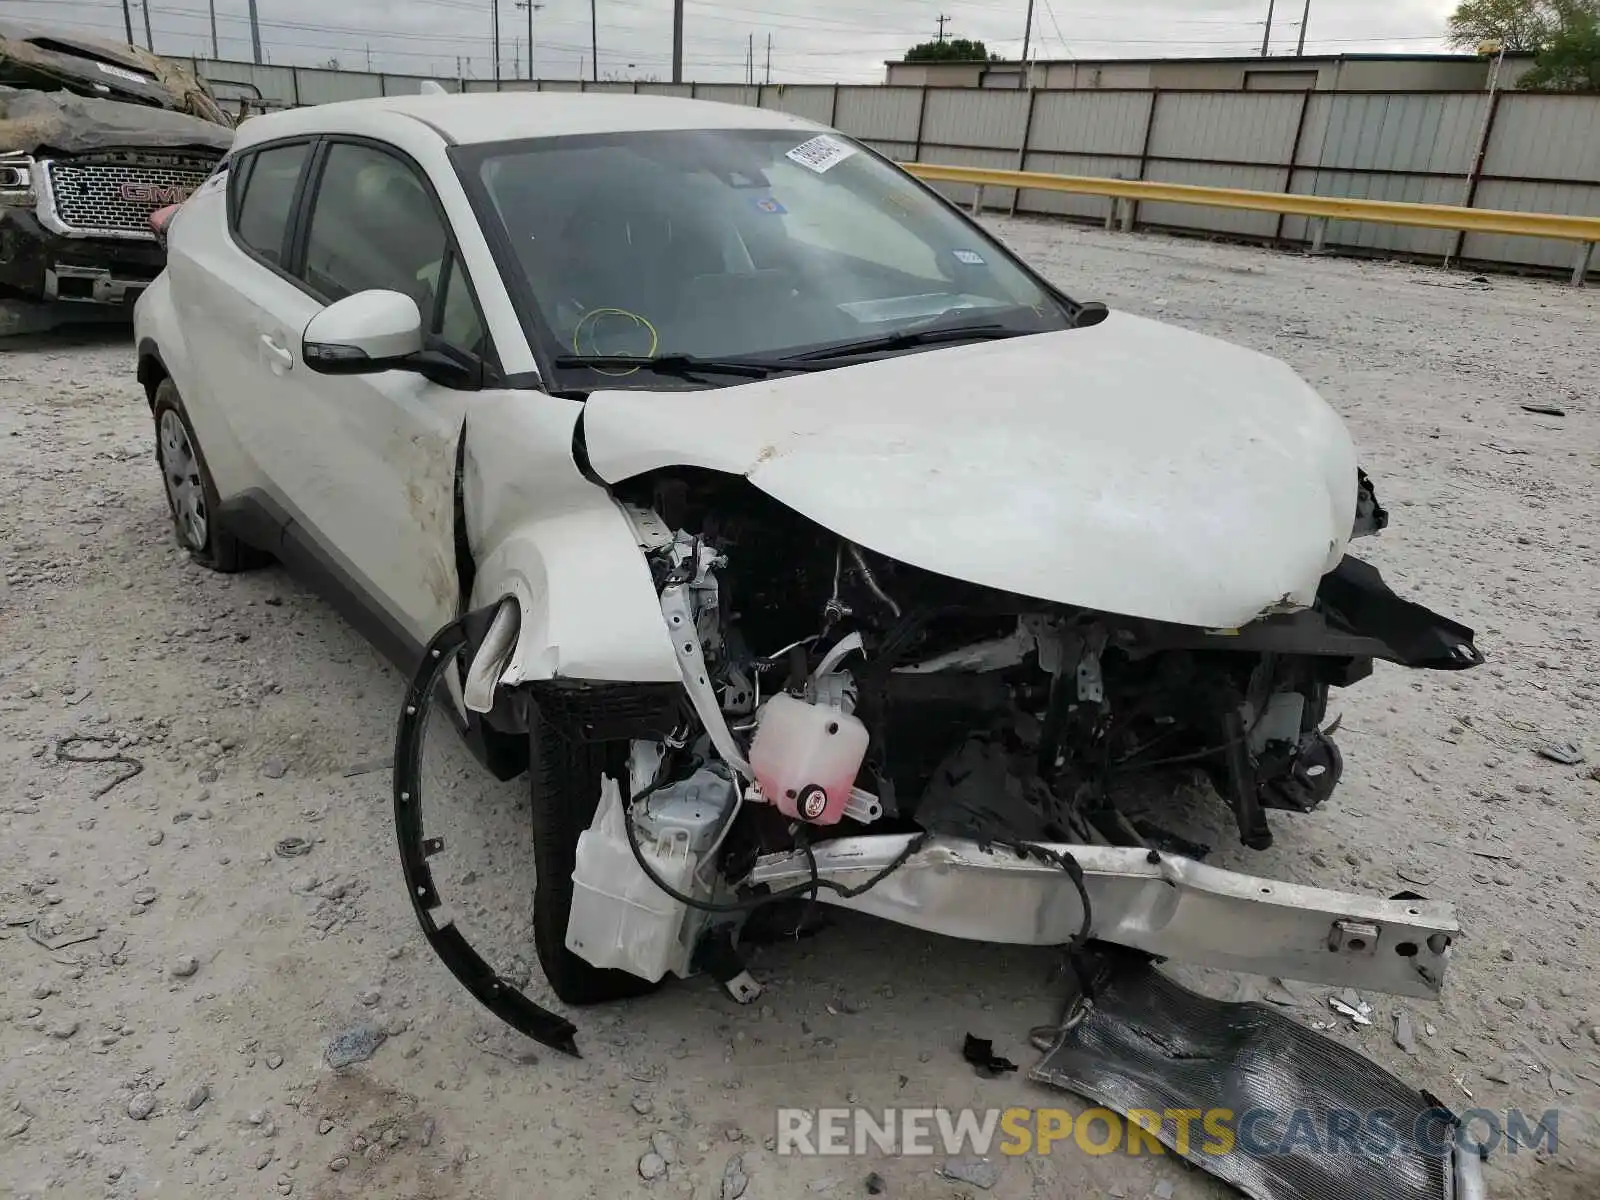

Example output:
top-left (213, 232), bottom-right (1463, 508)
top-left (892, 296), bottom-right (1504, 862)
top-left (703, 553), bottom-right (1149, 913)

top-left (233, 142), bottom-right (310, 265)
top-left (302, 142), bottom-right (447, 316)
top-left (434, 252), bottom-right (491, 360)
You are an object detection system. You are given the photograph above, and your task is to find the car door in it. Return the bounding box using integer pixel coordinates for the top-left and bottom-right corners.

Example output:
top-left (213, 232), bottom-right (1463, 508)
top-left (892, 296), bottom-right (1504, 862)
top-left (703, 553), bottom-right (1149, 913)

top-left (246, 137), bottom-right (495, 666)
top-left (171, 137), bottom-right (319, 505)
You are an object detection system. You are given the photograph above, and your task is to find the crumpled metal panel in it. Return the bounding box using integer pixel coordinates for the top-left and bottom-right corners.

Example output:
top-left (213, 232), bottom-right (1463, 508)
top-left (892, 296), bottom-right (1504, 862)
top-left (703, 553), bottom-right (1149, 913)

top-left (1031, 959), bottom-right (1471, 1200)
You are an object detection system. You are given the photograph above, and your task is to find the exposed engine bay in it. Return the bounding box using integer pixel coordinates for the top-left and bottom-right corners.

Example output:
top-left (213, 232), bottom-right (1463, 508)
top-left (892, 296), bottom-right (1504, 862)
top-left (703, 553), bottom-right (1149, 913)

top-left (394, 463), bottom-right (1480, 1058)
top-left (561, 469), bottom-right (1475, 995)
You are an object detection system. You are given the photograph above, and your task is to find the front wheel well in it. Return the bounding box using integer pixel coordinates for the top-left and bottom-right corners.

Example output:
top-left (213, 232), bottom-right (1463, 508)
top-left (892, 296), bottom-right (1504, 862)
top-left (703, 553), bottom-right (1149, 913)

top-left (135, 340), bottom-right (169, 407)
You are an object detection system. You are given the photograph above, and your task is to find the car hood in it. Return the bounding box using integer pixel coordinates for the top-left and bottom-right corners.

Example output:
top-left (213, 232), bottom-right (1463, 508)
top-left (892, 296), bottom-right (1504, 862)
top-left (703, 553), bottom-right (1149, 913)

top-left (0, 21), bottom-right (231, 127)
top-left (0, 86), bottom-right (232, 156)
top-left (579, 310), bottom-right (1359, 629)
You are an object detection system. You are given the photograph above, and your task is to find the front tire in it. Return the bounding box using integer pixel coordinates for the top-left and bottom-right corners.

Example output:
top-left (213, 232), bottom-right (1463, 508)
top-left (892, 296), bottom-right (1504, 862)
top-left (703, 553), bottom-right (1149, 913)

top-left (528, 707), bottom-right (662, 1006)
top-left (151, 379), bottom-right (267, 572)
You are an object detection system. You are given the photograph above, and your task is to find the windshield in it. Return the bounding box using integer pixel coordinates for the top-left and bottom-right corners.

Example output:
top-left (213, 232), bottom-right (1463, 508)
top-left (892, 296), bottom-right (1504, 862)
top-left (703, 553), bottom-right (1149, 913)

top-left (458, 127), bottom-right (1074, 384)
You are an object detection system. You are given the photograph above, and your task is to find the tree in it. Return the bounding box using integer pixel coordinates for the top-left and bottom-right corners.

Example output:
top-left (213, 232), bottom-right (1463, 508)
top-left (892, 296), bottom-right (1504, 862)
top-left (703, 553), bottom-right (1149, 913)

top-left (1447, 0), bottom-right (1600, 90)
top-left (902, 38), bottom-right (998, 63)
top-left (1447, 0), bottom-right (1561, 50)
top-left (1519, 7), bottom-right (1600, 87)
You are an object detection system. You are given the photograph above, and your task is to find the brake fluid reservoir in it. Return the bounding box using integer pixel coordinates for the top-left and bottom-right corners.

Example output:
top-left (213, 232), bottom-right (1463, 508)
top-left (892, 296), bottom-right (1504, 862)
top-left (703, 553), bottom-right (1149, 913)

top-left (749, 692), bottom-right (870, 825)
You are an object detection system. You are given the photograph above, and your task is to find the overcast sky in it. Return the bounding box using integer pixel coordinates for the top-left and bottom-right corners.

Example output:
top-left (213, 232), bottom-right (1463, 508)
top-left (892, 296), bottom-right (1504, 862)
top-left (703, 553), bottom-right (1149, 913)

top-left (8, 0), bottom-right (1460, 84)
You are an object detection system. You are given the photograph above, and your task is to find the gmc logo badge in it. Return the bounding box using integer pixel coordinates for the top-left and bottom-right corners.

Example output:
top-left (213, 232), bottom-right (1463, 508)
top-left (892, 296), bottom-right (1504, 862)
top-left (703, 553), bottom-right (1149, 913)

top-left (118, 181), bottom-right (193, 207)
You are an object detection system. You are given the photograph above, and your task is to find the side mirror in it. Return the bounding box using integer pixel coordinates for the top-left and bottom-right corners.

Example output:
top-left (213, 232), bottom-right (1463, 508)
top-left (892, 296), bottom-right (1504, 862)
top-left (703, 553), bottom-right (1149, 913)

top-left (1072, 301), bottom-right (1110, 329)
top-left (302, 289), bottom-right (424, 375)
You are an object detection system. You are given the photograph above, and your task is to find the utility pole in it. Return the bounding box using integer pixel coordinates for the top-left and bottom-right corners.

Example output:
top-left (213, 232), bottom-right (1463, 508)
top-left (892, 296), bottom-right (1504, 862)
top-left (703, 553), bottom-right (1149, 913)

top-left (246, 0), bottom-right (262, 64)
top-left (1021, 0), bottom-right (1034, 71)
top-left (141, 0), bottom-right (154, 50)
top-left (515, 1), bottom-right (543, 80)
top-left (1295, 0), bottom-right (1311, 56)
top-left (493, 0), bottom-right (502, 84)
top-left (764, 33), bottom-right (771, 85)
top-left (590, 0), bottom-right (598, 82)
top-left (121, 0), bottom-right (134, 44)
top-left (935, 14), bottom-right (950, 43)
top-left (207, 0), bottom-right (218, 58)
top-left (1260, 0), bottom-right (1276, 56)
top-left (670, 0), bottom-right (684, 84)
top-left (514, 39), bottom-right (520, 77)
top-left (365, 44), bottom-right (372, 71)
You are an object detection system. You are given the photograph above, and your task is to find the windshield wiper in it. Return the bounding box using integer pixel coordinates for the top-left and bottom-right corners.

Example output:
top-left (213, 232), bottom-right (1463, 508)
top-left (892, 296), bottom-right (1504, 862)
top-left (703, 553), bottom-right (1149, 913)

top-left (784, 321), bottom-right (1025, 362)
top-left (552, 352), bottom-right (818, 380)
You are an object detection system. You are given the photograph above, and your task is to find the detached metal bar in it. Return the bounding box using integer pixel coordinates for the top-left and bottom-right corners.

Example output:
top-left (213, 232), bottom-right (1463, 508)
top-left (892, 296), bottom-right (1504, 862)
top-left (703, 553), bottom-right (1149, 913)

top-left (750, 835), bottom-right (1458, 1000)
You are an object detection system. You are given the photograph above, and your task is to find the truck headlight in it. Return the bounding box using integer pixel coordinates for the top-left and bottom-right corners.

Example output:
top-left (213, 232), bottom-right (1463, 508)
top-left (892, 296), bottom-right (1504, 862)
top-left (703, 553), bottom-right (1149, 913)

top-left (0, 156), bottom-right (36, 205)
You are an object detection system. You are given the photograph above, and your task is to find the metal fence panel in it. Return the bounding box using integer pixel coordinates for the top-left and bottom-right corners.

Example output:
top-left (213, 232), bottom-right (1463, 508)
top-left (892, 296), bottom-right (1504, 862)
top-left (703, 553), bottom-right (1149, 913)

top-left (1028, 91), bottom-right (1153, 156)
top-left (1148, 92), bottom-right (1302, 167)
top-left (832, 87), bottom-right (922, 143)
top-left (695, 84), bottom-right (759, 107)
top-left (1018, 152), bottom-right (1144, 221)
top-left (194, 58), bottom-right (299, 106)
top-left (1281, 169), bottom-right (1462, 256)
top-left (757, 85), bottom-right (834, 124)
top-left (381, 74), bottom-right (461, 94)
top-left (1139, 160), bottom-right (1287, 237)
top-left (1302, 93), bottom-right (1486, 175)
top-left (637, 83), bottom-right (694, 97)
top-left (1463, 179), bottom-right (1600, 268)
top-left (923, 89), bottom-right (1030, 151)
top-left (291, 67), bottom-right (385, 106)
top-left (916, 144), bottom-right (1025, 209)
top-left (1483, 94), bottom-right (1600, 182)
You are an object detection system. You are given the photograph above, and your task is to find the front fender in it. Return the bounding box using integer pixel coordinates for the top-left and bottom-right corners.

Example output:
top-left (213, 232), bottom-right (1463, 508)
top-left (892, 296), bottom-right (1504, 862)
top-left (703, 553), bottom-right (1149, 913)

top-left (470, 503), bottom-right (679, 684)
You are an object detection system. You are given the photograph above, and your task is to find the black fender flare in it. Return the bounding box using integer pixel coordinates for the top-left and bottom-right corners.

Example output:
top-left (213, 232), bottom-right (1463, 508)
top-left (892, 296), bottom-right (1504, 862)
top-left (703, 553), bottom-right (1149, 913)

top-left (393, 607), bottom-right (581, 1057)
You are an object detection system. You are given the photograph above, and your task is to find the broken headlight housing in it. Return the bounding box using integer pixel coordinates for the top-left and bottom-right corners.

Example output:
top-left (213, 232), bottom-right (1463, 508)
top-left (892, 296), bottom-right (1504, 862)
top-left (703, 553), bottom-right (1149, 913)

top-left (0, 154), bottom-right (36, 205)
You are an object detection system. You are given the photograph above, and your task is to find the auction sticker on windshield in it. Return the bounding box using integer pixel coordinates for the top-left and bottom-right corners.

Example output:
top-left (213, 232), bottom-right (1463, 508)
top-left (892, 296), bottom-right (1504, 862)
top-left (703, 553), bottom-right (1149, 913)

top-left (786, 135), bottom-right (857, 175)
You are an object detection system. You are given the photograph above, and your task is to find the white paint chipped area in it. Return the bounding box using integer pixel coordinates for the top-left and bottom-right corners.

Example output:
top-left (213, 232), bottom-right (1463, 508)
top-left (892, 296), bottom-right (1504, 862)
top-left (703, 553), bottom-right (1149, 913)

top-left (2, 220), bottom-right (1597, 1200)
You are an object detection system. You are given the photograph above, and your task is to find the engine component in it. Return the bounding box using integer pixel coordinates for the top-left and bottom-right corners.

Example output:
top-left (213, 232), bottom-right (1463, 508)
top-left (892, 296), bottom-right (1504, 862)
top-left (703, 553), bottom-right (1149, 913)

top-left (748, 691), bottom-right (870, 825)
top-left (567, 766), bottom-right (738, 981)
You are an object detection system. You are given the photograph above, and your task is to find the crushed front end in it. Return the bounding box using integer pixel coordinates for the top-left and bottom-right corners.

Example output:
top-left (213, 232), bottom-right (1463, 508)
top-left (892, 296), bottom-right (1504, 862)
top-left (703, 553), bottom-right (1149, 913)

top-left (394, 465), bottom-right (1480, 1055)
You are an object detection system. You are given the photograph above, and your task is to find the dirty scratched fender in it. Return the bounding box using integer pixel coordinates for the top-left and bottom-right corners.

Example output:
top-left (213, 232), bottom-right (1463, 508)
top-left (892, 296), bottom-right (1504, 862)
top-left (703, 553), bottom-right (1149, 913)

top-left (460, 392), bottom-right (679, 684)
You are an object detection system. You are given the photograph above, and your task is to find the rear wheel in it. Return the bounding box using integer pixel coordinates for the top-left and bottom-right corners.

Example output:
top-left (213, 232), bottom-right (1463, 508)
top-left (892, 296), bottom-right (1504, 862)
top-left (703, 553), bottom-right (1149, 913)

top-left (151, 379), bottom-right (268, 572)
top-left (528, 707), bottom-right (662, 1005)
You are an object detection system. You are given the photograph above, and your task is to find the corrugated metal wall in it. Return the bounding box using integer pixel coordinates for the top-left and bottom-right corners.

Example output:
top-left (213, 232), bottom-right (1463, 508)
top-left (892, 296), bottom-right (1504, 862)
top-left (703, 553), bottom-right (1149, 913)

top-left (178, 57), bottom-right (1600, 276)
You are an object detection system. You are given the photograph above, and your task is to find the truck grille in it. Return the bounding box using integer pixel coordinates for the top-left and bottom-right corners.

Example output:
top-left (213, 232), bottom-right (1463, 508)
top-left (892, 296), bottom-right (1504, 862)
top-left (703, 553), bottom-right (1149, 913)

top-left (42, 159), bottom-right (213, 240)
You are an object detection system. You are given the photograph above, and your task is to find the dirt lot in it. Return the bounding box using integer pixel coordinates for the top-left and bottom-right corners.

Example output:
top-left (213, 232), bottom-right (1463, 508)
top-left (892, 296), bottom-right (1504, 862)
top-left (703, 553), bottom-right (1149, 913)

top-left (2, 221), bottom-right (1597, 1200)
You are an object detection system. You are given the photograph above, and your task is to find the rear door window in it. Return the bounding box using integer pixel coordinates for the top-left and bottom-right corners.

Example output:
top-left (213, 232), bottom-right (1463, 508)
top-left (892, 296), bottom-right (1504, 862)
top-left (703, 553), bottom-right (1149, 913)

top-left (231, 141), bottom-right (311, 266)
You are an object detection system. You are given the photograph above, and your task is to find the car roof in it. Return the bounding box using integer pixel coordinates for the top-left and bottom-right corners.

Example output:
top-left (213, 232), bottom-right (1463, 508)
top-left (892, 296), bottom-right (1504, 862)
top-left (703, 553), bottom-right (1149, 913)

top-left (232, 91), bottom-right (827, 151)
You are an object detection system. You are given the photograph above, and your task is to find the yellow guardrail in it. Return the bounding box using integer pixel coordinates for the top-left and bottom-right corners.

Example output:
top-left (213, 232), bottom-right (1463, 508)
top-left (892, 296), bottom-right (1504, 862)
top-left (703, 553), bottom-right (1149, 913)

top-left (903, 162), bottom-right (1600, 285)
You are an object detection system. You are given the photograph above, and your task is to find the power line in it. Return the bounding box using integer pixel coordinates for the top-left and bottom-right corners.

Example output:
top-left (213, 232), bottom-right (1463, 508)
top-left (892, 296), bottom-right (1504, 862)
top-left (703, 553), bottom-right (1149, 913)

top-left (1, 1), bottom-right (1454, 81)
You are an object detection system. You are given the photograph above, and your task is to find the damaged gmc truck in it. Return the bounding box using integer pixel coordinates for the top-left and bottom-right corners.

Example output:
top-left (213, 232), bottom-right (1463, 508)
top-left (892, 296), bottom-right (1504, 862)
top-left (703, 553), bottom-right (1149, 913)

top-left (134, 92), bottom-right (1491, 1197)
top-left (1, 21), bottom-right (231, 308)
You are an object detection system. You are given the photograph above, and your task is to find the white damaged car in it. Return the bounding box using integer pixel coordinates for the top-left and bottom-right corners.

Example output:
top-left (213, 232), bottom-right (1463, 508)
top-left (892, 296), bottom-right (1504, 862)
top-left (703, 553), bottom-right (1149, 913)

top-left (134, 93), bottom-right (1483, 1054)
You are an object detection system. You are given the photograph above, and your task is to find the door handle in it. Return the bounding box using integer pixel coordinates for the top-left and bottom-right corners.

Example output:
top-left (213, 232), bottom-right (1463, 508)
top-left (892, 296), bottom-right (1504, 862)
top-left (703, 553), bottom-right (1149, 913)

top-left (260, 333), bottom-right (294, 373)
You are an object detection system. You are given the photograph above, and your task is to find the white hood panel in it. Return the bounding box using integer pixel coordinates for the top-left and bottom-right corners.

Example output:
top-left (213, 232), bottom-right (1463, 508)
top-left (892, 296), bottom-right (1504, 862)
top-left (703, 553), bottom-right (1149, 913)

top-left (581, 312), bottom-right (1359, 630)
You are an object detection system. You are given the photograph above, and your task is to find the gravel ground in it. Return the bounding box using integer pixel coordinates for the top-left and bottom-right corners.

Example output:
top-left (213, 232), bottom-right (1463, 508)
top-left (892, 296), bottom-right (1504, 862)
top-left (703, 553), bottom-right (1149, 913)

top-left (2, 219), bottom-right (1597, 1200)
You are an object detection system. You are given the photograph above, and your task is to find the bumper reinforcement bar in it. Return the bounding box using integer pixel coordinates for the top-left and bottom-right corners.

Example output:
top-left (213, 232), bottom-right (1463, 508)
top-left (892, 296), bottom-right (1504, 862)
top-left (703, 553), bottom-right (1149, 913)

top-left (749, 835), bottom-right (1456, 999)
